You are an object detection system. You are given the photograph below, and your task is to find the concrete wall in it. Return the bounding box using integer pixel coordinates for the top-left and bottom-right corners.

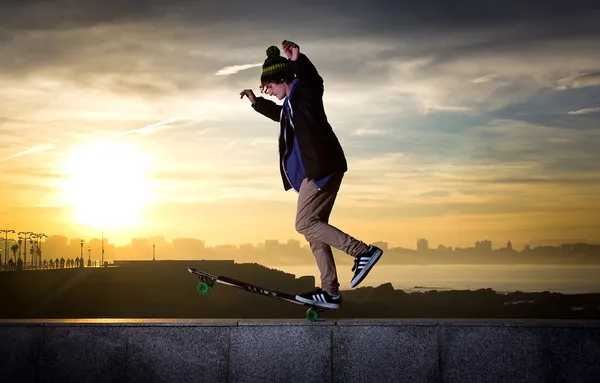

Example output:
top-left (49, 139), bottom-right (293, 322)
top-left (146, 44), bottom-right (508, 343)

top-left (0, 319), bottom-right (599, 383)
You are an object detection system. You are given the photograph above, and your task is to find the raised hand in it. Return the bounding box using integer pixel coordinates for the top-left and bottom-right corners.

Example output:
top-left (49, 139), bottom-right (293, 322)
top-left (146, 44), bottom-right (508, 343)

top-left (281, 40), bottom-right (299, 61)
top-left (239, 89), bottom-right (257, 104)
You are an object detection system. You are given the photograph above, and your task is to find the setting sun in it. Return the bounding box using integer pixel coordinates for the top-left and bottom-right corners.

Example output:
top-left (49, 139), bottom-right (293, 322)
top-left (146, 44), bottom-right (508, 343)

top-left (59, 141), bottom-right (155, 229)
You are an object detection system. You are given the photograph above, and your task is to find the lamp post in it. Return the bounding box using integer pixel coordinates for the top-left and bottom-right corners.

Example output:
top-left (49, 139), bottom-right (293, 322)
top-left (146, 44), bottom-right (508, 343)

top-left (17, 236), bottom-right (22, 260)
top-left (87, 246), bottom-right (91, 267)
top-left (30, 234), bottom-right (38, 268)
top-left (17, 236), bottom-right (22, 271)
top-left (79, 239), bottom-right (84, 268)
top-left (101, 231), bottom-right (104, 267)
top-left (1, 229), bottom-right (15, 269)
top-left (18, 232), bottom-right (33, 269)
top-left (37, 233), bottom-right (47, 267)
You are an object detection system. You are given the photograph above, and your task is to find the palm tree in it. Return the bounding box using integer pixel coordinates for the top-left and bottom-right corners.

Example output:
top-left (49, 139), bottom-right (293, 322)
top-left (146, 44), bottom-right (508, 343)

top-left (10, 244), bottom-right (18, 261)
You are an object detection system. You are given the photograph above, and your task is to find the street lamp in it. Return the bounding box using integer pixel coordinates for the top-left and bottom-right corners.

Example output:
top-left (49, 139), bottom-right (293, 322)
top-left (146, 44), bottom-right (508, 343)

top-left (87, 246), bottom-right (91, 267)
top-left (36, 233), bottom-right (47, 267)
top-left (18, 232), bottom-right (33, 269)
top-left (1, 229), bottom-right (15, 269)
top-left (80, 240), bottom-right (84, 268)
top-left (30, 234), bottom-right (38, 268)
top-left (17, 236), bottom-right (22, 271)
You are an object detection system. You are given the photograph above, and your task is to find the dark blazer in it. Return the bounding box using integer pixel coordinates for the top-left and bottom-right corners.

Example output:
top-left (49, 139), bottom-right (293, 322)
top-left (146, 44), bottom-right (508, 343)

top-left (252, 53), bottom-right (348, 191)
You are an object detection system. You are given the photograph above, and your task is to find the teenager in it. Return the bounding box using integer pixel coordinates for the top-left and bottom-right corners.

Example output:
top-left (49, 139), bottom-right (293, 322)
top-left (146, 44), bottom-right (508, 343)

top-left (239, 40), bottom-right (383, 309)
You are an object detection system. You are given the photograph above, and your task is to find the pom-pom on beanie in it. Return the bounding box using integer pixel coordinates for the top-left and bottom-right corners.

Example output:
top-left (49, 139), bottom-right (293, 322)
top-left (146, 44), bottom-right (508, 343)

top-left (260, 45), bottom-right (294, 87)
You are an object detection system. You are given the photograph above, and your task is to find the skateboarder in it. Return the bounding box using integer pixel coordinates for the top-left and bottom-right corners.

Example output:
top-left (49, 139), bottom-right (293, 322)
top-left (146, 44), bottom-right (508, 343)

top-left (239, 40), bottom-right (383, 310)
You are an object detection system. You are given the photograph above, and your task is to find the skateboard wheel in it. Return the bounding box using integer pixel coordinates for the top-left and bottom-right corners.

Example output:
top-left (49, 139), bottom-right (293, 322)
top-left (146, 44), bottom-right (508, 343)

top-left (207, 279), bottom-right (215, 288)
top-left (306, 308), bottom-right (319, 322)
top-left (197, 282), bottom-right (211, 294)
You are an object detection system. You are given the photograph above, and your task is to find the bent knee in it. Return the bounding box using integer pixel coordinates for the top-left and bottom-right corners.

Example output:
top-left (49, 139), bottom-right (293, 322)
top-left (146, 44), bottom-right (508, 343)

top-left (295, 216), bottom-right (318, 235)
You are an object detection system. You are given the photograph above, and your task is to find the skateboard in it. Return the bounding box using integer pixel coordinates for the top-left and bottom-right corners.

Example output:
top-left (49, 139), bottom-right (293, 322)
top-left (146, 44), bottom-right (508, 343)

top-left (187, 267), bottom-right (334, 322)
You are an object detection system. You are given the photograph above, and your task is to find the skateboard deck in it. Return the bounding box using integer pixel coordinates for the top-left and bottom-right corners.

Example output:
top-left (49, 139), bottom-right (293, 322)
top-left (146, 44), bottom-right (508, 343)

top-left (187, 267), bottom-right (334, 322)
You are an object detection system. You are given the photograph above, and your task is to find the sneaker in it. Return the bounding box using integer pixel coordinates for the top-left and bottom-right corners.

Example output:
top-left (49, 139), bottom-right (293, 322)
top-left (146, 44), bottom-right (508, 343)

top-left (295, 288), bottom-right (341, 309)
top-left (350, 245), bottom-right (384, 288)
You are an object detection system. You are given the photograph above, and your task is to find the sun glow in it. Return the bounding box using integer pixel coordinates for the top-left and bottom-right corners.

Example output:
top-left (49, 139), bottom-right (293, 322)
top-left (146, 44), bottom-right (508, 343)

top-left (60, 141), bottom-right (155, 229)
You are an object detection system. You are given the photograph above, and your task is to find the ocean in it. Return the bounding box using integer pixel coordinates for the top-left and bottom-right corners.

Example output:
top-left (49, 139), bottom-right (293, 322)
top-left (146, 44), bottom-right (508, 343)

top-left (271, 264), bottom-right (600, 294)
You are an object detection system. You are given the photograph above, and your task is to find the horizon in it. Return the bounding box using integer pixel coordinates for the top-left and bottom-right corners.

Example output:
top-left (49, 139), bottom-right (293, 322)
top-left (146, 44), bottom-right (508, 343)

top-left (2, 230), bottom-right (599, 252)
top-left (1, 1), bottom-right (599, 250)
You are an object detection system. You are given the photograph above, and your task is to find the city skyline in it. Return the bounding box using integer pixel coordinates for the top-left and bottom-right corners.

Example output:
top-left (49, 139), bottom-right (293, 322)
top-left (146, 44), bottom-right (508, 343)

top-left (1, 229), bottom-right (598, 254)
top-left (1, 1), bottom-right (599, 251)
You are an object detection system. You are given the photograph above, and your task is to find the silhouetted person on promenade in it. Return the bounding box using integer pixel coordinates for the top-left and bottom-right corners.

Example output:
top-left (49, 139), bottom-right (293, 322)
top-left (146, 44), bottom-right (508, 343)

top-left (240, 40), bottom-right (384, 310)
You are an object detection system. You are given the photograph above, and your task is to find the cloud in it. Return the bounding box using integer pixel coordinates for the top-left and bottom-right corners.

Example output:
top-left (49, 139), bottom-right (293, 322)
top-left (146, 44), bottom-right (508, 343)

top-left (216, 63), bottom-right (262, 76)
top-left (1, 0), bottom-right (599, 236)
top-left (568, 106), bottom-right (600, 115)
top-left (112, 117), bottom-right (178, 138)
top-left (557, 73), bottom-right (600, 90)
top-left (466, 119), bottom-right (600, 169)
top-left (472, 74), bottom-right (501, 84)
top-left (0, 145), bottom-right (52, 162)
top-left (0, 0), bottom-right (598, 127)
top-left (2, 0), bottom-right (599, 33)
top-left (351, 128), bottom-right (388, 137)
top-left (419, 190), bottom-right (451, 198)
top-left (423, 106), bottom-right (473, 115)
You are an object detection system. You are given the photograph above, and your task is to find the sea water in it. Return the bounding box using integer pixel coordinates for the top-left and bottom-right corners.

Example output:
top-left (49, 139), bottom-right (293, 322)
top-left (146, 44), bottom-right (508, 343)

top-left (271, 264), bottom-right (600, 294)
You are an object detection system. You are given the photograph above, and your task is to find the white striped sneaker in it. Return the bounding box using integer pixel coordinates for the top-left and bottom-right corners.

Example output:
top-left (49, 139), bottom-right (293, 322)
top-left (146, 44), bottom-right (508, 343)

top-left (350, 245), bottom-right (384, 288)
top-left (295, 288), bottom-right (341, 309)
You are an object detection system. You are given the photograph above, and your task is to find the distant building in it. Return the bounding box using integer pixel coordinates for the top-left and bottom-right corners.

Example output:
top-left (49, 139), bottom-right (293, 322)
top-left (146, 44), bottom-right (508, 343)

top-left (43, 235), bottom-right (69, 260)
top-left (475, 240), bottom-right (492, 252)
top-left (131, 237), bottom-right (150, 247)
top-left (286, 239), bottom-right (301, 250)
top-left (149, 236), bottom-right (166, 245)
top-left (507, 241), bottom-right (513, 251)
top-left (373, 241), bottom-right (388, 251)
top-left (417, 238), bottom-right (429, 252)
top-left (239, 243), bottom-right (255, 252)
top-left (265, 240), bottom-right (280, 252)
top-left (173, 238), bottom-right (205, 258)
top-left (132, 238), bottom-right (152, 258)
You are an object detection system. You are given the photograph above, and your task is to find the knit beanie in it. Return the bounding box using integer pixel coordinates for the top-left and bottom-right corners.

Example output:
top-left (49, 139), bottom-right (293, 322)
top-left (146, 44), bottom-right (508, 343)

top-left (260, 46), bottom-right (294, 87)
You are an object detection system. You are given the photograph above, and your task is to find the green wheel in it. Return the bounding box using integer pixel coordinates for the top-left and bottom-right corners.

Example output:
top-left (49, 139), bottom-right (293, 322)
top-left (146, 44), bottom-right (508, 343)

top-left (306, 308), bottom-right (319, 322)
top-left (207, 279), bottom-right (215, 288)
top-left (197, 282), bottom-right (211, 294)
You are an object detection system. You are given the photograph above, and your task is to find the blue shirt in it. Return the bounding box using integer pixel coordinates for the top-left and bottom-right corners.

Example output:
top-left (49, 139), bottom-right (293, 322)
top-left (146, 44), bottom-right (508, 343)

top-left (282, 79), bottom-right (334, 192)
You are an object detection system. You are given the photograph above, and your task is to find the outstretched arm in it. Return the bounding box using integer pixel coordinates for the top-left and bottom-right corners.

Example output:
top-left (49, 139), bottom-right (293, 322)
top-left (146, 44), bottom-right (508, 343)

top-left (240, 88), bottom-right (282, 122)
top-left (282, 40), bottom-right (324, 100)
top-left (252, 97), bottom-right (282, 122)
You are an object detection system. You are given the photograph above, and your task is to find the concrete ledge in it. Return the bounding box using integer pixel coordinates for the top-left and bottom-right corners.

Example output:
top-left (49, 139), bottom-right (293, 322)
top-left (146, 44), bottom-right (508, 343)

top-left (0, 319), bottom-right (599, 383)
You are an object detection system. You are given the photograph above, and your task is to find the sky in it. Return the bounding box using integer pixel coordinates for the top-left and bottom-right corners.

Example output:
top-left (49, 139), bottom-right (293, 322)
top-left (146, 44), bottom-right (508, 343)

top-left (1, 0), bottom-right (599, 249)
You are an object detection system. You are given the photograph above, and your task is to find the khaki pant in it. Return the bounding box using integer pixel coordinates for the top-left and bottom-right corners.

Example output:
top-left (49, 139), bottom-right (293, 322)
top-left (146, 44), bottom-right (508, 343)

top-left (295, 172), bottom-right (369, 294)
